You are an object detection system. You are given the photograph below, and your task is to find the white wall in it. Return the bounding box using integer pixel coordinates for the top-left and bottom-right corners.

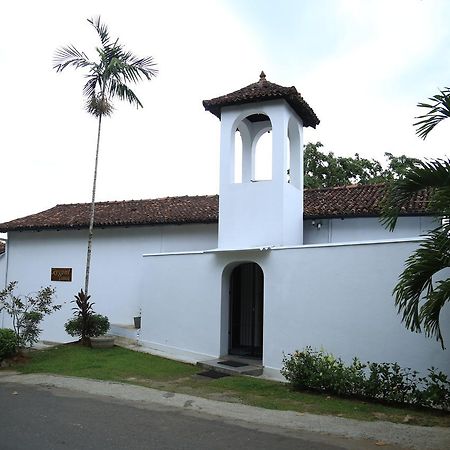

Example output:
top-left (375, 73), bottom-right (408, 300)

top-left (4, 223), bottom-right (218, 342)
top-left (304, 216), bottom-right (436, 245)
top-left (140, 239), bottom-right (450, 377)
top-left (263, 241), bottom-right (450, 376)
top-left (140, 252), bottom-right (221, 358)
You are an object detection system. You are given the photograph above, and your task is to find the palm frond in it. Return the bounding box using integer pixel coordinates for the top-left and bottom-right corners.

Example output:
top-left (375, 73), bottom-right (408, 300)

top-left (414, 87), bottom-right (450, 139)
top-left (121, 53), bottom-right (158, 81)
top-left (381, 159), bottom-right (450, 230)
top-left (393, 228), bottom-right (450, 347)
top-left (82, 74), bottom-right (100, 99)
top-left (108, 79), bottom-right (143, 108)
top-left (55, 17), bottom-right (157, 118)
top-left (53, 45), bottom-right (92, 72)
top-left (87, 16), bottom-right (111, 47)
top-left (420, 278), bottom-right (450, 348)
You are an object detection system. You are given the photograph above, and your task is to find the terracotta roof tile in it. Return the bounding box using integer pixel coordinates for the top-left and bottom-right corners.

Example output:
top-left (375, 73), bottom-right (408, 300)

top-left (203, 72), bottom-right (320, 128)
top-left (0, 185), bottom-right (432, 233)
top-left (303, 184), bottom-right (430, 219)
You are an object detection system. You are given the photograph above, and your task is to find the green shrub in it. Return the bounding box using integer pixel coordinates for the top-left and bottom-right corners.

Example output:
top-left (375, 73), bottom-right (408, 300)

top-left (365, 361), bottom-right (421, 405)
top-left (0, 281), bottom-right (60, 348)
top-left (65, 314), bottom-right (110, 339)
top-left (421, 368), bottom-right (450, 410)
top-left (0, 328), bottom-right (17, 360)
top-left (281, 346), bottom-right (450, 411)
top-left (281, 347), bottom-right (366, 396)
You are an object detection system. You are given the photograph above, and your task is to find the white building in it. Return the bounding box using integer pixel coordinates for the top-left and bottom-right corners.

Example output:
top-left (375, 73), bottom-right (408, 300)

top-left (0, 74), bottom-right (448, 378)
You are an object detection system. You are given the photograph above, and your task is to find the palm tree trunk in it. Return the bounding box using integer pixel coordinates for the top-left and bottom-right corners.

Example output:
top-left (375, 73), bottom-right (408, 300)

top-left (84, 111), bottom-right (103, 294)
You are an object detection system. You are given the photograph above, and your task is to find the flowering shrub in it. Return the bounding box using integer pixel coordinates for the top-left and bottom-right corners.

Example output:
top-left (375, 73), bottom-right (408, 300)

top-left (281, 346), bottom-right (450, 411)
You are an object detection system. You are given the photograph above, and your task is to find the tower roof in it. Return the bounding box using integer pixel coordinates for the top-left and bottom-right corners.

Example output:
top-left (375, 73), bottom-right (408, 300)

top-left (202, 72), bottom-right (320, 128)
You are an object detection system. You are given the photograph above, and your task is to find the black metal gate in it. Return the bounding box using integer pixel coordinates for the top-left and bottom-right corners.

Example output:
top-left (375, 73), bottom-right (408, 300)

top-left (229, 263), bottom-right (263, 358)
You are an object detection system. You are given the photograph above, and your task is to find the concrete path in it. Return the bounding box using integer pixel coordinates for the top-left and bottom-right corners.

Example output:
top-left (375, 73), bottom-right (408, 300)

top-left (1, 371), bottom-right (449, 450)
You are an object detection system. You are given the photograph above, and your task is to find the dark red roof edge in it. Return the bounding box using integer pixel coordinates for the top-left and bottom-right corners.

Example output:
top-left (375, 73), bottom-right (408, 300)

top-left (0, 184), bottom-right (434, 233)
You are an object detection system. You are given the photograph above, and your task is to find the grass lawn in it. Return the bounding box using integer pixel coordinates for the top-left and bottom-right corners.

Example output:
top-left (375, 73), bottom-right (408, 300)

top-left (7, 344), bottom-right (450, 427)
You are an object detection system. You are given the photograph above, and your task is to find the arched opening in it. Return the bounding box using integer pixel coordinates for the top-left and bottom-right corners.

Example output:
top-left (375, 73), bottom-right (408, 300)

top-left (287, 117), bottom-right (301, 188)
top-left (253, 131), bottom-right (272, 181)
top-left (231, 114), bottom-right (272, 184)
top-left (228, 262), bottom-right (264, 358)
top-left (234, 129), bottom-right (243, 183)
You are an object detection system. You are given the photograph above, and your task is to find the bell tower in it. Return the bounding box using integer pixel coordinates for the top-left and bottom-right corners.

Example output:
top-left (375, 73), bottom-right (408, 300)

top-left (203, 72), bottom-right (319, 249)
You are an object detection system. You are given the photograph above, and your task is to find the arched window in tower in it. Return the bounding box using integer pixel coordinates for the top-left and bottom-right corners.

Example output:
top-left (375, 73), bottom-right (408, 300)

top-left (234, 128), bottom-right (243, 183)
top-left (233, 114), bottom-right (272, 183)
top-left (253, 129), bottom-right (272, 181)
top-left (287, 117), bottom-right (301, 188)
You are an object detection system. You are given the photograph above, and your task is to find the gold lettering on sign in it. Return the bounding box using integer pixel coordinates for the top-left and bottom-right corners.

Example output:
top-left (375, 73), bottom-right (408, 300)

top-left (51, 268), bottom-right (72, 282)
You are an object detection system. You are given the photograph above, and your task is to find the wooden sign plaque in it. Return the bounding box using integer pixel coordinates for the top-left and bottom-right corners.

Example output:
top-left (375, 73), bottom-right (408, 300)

top-left (51, 267), bottom-right (72, 282)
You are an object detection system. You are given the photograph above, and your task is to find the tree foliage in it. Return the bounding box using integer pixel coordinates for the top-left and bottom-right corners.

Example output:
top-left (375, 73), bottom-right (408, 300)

top-left (53, 17), bottom-right (157, 117)
top-left (304, 142), bottom-right (420, 189)
top-left (0, 281), bottom-right (60, 349)
top-left (382, 90), bottom-right (450, 348)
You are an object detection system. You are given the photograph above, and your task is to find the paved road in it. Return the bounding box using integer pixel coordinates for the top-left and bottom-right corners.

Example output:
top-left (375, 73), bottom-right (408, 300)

top-left (0, 382), bottom-right (396, 450)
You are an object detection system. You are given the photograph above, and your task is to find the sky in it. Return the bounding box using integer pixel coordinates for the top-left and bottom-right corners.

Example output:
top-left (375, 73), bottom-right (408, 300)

top-left (1, 0), bottom-right (449, 224)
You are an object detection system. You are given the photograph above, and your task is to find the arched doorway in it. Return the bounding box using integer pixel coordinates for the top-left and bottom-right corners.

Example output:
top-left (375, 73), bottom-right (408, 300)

top-left (228, 262), bottom-right (263, 358)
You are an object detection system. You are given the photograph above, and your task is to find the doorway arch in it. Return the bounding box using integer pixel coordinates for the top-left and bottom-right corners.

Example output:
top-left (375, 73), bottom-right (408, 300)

top-left (228, 262), bottom-right (264, 358)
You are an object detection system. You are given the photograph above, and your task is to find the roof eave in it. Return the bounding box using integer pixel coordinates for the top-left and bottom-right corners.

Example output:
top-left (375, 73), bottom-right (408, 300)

top-left (0, 218), bottom-right (219, 233)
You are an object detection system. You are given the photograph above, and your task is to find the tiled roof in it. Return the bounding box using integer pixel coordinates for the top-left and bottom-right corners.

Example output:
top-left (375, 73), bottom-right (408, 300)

top-left (203, 72), bottom-right (320, 128)
top-left (0, 196), bottom-right (218, 232)
top-left (0, 240), bottom-right (5, 254)
top-left (303, 184), bottom-right (430, 219)
top-left (0, 184), bottom-right (432, 233)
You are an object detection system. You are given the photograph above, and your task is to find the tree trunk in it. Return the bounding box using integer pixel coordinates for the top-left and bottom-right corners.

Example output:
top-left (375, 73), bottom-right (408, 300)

top-left (84, 112), bottom-right (103, 295)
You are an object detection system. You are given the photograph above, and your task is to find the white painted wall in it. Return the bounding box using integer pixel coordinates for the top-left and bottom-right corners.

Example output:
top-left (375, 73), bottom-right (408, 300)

top-left (262, 241), bottom-right (450, 376)
top-left (140, 252), bottom-right (220, 358)
top-left (4, 224), bottom-right (218, 342)
top-left (140, 239), bottom-right (450, 377)
top-left (304, 216), bottom-right (437, 245)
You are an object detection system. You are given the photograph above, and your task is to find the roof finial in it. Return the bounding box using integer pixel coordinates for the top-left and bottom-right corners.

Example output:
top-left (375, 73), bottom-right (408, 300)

top-left (259, 71), bottom-right (266, 81)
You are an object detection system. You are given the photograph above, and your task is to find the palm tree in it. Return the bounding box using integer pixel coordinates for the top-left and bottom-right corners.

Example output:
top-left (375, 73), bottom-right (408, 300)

top-left (53, 17), bottom-right (157, 295)
top-left (382, 90), bottom-right (450, 348)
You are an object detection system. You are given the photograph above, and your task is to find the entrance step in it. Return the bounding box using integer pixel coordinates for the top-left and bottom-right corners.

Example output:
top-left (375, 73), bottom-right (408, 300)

top-left (197, 357), bottom-right (263, 376)
top-left (110, 323), bottom-right (139, 342)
